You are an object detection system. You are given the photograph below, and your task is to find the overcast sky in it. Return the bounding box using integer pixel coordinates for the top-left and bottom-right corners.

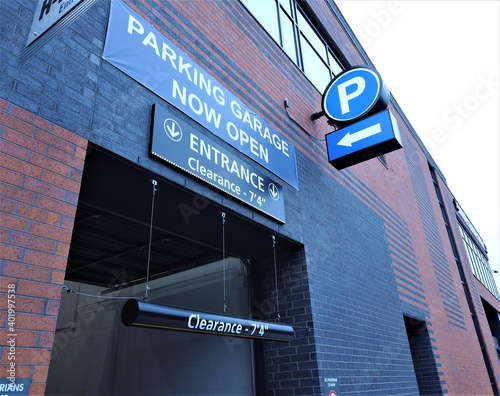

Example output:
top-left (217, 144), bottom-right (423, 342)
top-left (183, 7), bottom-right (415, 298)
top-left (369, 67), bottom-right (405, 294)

top-left (334, 1), bottom-right (500, 275)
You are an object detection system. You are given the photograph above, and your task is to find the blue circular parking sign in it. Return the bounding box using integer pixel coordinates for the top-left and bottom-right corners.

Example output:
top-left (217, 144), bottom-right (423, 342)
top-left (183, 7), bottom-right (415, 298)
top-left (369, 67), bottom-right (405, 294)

top-left (322, 66), bottom-right (390, 123)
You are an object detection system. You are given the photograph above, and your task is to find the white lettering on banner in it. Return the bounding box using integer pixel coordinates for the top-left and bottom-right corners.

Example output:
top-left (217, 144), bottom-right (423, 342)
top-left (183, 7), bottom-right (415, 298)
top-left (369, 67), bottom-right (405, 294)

top-left (188, 157), bottom-right (242, 195)
top-left (172, 80), bottom-right (222, 129)
top-left (226, 122), bottom-right (269, 163)
top-left (142, 32), bottom-right (159, 55)
top-left (230, 100), bottom-right (289, 157)
top-left (128, 15), bottom-right (226, 106)
top-left (127, 14), bottom-right (143, 35)
top-left (0, 383), bottom-right (25, 392)
top-left (189, 133), bottom-right (264, 192)
top-left (125, 14), bottom-right (292, 167)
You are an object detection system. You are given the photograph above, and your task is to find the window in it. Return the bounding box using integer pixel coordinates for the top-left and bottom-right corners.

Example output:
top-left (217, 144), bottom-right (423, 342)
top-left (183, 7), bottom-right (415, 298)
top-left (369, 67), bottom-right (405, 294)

top-left (241, 0), bottom-right (344, 92)
top-left (460, 224), bottom-right (500, 300)
top-left (243, 0), bottom-right (280, 43)
top-left (454, 197), bottom-right (499, 301)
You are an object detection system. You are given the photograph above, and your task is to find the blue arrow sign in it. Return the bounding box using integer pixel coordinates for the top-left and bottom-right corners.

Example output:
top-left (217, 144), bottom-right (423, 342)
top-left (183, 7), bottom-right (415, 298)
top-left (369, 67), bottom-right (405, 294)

top-left (325, 109), bottom-right (403, 170)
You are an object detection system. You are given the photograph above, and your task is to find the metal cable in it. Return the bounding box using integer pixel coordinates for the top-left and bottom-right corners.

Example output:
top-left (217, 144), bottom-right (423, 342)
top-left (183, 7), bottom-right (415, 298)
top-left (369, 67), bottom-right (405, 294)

top-left (272, 235), bottom-right (281, 322)
top-left (144, 179), bottom-right (157, 301)
top-left (62, 285), bottom-right (139, 300)
top-left (222, 212), bottom-right (227, 314)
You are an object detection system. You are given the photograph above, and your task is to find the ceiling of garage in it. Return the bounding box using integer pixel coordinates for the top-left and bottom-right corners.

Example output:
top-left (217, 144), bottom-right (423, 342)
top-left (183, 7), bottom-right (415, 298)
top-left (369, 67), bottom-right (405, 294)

top-left (65, 145), bottom-right (301, 288)
top-left (65, 202), bottom-right (221, 288)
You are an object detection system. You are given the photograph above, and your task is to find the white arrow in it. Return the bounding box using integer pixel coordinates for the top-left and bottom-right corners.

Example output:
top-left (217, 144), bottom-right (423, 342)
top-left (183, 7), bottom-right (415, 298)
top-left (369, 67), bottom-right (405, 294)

top-left (337, 123), bottom-right (382, 147)
top-left (166, 122), bottom-right (180, 138)
top-left (164, 118), bottom-right (182, 141)
top-left (268, 183), bottom-right (279, 200)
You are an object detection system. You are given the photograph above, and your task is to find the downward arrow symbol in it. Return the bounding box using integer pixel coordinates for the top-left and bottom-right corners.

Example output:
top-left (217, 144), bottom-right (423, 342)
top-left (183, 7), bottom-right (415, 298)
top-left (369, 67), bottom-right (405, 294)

top-left (268, 183), bottom-right (279, 200)
top-left (164, 118), bottom-right (182, 141)
top-left (166, 122), bottom-right (180, 138)
top-left (337, 123), bottom-right (382, 147)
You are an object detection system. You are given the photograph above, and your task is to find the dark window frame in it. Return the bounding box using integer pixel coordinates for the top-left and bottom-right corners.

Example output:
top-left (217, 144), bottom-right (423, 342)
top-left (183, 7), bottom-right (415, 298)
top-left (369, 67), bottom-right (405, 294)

top-left (240, 0), bottom-right (345, 91)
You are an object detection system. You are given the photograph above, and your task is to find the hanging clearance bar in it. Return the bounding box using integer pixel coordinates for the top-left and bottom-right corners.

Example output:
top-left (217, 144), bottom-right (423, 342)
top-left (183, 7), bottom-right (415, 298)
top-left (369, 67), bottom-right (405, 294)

top-left (121, 299), bottom-right (294, 342)
top-left (122, 209), bottom-right (293, 342)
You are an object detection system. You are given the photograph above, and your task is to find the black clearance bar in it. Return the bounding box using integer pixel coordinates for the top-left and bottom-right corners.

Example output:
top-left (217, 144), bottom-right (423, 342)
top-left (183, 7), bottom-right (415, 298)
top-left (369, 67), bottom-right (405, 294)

top-left (121, 299), bottom-right (294, 342)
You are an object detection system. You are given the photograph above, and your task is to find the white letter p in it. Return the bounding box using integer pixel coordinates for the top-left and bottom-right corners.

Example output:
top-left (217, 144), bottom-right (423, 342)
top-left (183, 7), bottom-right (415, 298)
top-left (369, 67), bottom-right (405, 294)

top-left (127, 15), bottom-right (144, 35)
top-left (338, 77), bottom-right (366, 115)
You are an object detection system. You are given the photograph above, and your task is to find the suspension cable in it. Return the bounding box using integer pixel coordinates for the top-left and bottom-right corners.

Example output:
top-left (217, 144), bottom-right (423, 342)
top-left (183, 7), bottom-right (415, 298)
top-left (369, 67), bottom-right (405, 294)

top-left (272, 235), bottom-right (281, 322)
top-left (144, 179), bottom-right (157, 301)
top-left (221, 212), bottom-right (227, 315)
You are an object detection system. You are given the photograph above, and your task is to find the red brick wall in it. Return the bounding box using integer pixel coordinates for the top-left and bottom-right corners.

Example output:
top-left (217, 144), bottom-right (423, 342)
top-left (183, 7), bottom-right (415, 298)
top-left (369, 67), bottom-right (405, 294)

top-left (0, 99), bottom-right (87, 394)
top-left (439, 176), bottom-right (500, 395)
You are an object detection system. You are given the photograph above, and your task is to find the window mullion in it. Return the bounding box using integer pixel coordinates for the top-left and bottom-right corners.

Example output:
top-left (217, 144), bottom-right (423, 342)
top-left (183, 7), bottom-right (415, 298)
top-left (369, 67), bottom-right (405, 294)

top-left (241, 0), bottom-right (343, 91)
top-left (289, 0), bottom-right (302, 71)
top-left (275, 0), bottom-right (284, 49)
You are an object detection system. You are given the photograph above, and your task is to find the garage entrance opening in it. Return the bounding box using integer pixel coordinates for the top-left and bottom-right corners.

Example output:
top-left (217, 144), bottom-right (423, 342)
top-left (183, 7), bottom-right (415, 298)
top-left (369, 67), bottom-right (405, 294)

top-left (45, 145), bottom-right (301, 395)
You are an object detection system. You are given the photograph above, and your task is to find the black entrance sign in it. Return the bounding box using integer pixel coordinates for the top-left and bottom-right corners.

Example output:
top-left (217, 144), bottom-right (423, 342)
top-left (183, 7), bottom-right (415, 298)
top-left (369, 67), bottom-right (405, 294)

top-left (122, 299), bottom-right (294, 342)
top-left (150, 104), bottom-right (286, 222)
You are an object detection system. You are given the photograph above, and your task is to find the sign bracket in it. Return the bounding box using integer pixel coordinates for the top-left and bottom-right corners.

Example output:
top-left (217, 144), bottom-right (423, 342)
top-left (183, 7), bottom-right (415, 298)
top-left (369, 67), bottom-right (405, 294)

top-left (310, 110), bottom-right (326, 121)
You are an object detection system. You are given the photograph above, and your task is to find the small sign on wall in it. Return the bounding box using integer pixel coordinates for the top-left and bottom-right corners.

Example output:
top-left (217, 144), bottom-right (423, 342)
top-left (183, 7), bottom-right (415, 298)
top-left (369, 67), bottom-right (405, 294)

top-left (323, 376), bottom-right (339, 396)
top-left (27, 0), bottom-right (90, 46)
top-left (325, 109), bottom-right (402, 170)
top-left (320, 66), bottom-right (402, 170)
top-left (22, 0), bottom-right (98, 63)
top-left (0, 379), bottom-right (31, 396)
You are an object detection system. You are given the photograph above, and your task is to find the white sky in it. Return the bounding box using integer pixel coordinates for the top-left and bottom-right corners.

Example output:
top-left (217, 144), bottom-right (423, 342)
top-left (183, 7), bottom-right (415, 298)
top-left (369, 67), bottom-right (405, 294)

top-left (334, 1), bottom-right (500, 275)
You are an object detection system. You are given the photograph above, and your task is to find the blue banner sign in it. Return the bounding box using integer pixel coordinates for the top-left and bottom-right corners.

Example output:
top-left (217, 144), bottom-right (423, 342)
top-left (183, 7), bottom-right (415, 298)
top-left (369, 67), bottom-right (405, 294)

top-left (103, 1), bottom-right (298, 189)
top-left (326, 109), bottom-right (403, 170)
top-left (151, 104), bottom-right (286, 222)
